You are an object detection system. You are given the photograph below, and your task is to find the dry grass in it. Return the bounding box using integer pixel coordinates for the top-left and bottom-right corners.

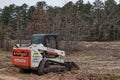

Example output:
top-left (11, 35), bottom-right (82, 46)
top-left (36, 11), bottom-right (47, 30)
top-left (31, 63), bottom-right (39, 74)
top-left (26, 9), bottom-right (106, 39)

top-left (1, 41), bottom-right (120, 80)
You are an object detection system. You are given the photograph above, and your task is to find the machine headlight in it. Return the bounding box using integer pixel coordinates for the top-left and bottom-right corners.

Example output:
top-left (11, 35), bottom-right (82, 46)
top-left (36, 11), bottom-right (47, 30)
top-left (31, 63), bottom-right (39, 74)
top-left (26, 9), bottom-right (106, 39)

top-left (13, 52), bottom-right (17, 56)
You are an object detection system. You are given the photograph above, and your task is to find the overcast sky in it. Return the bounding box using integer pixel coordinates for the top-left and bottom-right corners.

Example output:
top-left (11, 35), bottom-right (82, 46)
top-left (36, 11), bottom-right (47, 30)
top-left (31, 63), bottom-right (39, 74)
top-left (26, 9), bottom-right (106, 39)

top-left (0, 0), bottom-right (119, 8)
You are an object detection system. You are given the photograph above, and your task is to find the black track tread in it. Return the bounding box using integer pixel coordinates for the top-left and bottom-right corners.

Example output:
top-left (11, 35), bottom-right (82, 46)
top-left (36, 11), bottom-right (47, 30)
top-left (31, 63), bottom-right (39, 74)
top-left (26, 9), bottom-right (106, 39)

top-left (37, 59), bottom-right (47, 75)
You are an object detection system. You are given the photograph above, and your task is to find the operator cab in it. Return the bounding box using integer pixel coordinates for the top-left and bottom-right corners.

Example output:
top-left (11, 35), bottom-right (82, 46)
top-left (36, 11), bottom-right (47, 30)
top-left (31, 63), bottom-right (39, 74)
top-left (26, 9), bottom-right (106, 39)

top-left (31, 34), bottom-right (59, 49)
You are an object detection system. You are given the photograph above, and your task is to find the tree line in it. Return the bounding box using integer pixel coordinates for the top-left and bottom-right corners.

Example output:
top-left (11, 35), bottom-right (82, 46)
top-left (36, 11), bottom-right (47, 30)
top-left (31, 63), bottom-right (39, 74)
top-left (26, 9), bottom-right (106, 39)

top-left (0, 0), bottom-right (120, 41)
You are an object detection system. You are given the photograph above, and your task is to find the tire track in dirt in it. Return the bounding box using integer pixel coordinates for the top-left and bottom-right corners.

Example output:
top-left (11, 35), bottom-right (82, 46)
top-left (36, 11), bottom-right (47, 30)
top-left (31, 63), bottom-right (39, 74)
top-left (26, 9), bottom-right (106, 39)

top-left (0, 74), bottom-right (19, 80)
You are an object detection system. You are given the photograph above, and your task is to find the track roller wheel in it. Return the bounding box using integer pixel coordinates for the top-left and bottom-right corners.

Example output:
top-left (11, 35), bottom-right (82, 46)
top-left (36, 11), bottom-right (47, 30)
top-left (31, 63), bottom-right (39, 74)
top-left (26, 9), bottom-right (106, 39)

top-left (37, 59), bottom-right (49, 75)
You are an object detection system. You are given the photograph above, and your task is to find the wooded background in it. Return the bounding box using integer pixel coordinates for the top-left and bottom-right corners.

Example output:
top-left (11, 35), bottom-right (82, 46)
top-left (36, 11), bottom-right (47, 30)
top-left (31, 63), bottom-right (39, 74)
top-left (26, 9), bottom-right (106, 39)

top-left (0, 0), bottom-right (120, 51)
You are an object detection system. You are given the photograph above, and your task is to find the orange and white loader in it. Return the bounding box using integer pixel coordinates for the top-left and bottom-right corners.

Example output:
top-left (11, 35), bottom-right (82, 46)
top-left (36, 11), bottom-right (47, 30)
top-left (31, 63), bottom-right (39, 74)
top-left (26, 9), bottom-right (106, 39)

top-left (12, 34), bottom-right (78, 75)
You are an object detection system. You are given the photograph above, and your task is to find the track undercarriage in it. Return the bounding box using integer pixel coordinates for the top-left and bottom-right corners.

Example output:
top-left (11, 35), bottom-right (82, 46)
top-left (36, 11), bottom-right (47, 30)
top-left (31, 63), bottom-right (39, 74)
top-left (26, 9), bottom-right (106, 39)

top-left (37, 59), bottom-right (79, 75)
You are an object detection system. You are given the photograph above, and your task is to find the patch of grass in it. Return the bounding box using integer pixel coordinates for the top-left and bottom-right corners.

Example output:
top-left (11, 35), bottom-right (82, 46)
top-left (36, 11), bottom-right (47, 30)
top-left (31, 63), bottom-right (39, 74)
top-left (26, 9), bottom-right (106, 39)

top-left (0, 51), bottom-right (11, 54)
top-left (102, 75), bottom-right (120, 80)
top-left (0, 51), bottom-right (11, 58)
top-left (82, 56), bottom-right (98, 60)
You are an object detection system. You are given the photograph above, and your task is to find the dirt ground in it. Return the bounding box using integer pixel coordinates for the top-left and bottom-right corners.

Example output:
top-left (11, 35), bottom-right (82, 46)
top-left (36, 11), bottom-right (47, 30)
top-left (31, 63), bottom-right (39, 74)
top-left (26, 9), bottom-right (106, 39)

top-left (1, 41), bottom-right (120, 80)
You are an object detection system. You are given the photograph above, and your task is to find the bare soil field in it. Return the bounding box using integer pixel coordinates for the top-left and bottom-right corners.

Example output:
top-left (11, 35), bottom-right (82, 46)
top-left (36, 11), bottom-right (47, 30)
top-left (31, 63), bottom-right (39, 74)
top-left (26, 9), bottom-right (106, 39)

top-left (1, 41), bottom-right (120, 80)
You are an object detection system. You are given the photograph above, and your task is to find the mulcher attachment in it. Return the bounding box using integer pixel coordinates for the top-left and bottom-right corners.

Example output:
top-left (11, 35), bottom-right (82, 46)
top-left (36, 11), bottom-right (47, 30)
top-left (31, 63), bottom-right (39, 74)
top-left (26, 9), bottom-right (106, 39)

top-left (65, 62), bottom-right (79, 71)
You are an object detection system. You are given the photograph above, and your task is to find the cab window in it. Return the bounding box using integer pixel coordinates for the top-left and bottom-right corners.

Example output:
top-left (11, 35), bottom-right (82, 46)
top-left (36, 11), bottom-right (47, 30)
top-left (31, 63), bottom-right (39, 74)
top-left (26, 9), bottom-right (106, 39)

top-left (45, 37), bottom-right (56, 49)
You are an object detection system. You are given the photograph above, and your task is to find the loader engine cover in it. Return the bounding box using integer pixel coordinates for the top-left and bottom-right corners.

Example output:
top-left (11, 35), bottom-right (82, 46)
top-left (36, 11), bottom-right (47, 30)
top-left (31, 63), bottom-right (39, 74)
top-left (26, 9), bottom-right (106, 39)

top-left (12, 47), bottom-right (43, 68)
top-left (12, 48), bottom-right (31, 68)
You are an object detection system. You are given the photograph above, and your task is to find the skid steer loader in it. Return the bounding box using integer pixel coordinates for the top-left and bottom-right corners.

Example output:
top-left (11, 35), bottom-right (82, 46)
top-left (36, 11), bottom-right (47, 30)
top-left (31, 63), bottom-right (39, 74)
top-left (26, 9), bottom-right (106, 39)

top-left (12, 34), bottom-right (79, 75)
